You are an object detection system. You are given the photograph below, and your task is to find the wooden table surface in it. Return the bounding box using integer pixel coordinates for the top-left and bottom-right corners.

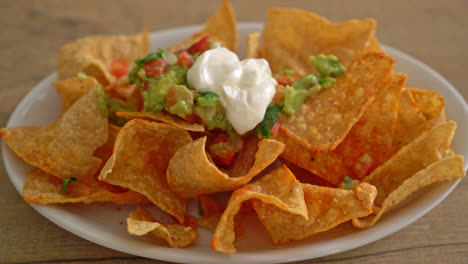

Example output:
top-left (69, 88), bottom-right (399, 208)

top-left (1, 0), bottom-right (467, 263)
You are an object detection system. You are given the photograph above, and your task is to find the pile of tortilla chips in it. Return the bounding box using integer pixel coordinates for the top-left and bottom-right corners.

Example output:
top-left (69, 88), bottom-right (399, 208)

top-left (2, 1), bottom-right (465, 254)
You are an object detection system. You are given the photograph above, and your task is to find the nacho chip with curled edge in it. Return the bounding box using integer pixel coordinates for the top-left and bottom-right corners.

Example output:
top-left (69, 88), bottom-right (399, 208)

top-left (53, 76), bottom-right (100, 112)
top-left (246, 32), bottom-right (260, 58)
top-left (363, 121), bottom-right (456, 206)
top-left (211, 165), bottom-right (307, 254)
top-left (166, 136), bottom-right (285, 198)
top-left (127, 206), bottom-right (198, 248)
top-left (1, 87), bottom-right (108, 179)
top-left (23, 168), bottom-right (150, 205)
top-left (99, 119), bottom-right (191, 223)
top-left (279, 73), bottom-right (404, 184)
top-left (253, 182), bottom-right (377, 244)
top-left (259, 8), bottom-right (376, 74)
top-left (410, 88), bottom-right (446, 125)
top-left (116, 111), bottom-right (204, 132)
top-left (57, 30), bottom-right (149, 85)
top-left (353, 155), bottom-right (465, 228)
top-left (167, 1), bottom-right (237, 52)
top-left (278, 52), bottom-right (395, 153)
top-left (367, 35), bottom-right (383, 53)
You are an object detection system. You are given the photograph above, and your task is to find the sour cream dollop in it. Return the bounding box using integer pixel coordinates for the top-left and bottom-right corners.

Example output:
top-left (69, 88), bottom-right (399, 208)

top-left (187, 47), bottom-right (277, 135)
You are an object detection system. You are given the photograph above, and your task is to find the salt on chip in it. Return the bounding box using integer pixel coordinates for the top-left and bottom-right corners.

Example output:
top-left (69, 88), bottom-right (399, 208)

top-left (53, 76), bottom-right (100, 112)
top-left (259, 8), bottom-right (376, 74)
top-left (127, 206), bottom-right (198, 248)
top-left (253, 182), bottom-right (377, 244)
top-left (362, 121), bottom-right (456, 206)
top-left (278, 52), bottom-right (395, 152)
top-left (166, 136), bottom-right (285, 198)
top-left (23, 168), bottom-right (150, 205)
top-left (1, 87), bottom-right (108, 179)
top-left (116, 111), bottom-right (204, 132)
top-left (211, 165), bottom-right (307, 254)
top-left (57, 30), bottom-right (149, 85)
top-left (391, 88), bottom-right (429, 154)
top-left (99, 119), bottom-right (191, 223)
top-left (279, 73), bottom-right (404, 184)
top-left (353, 155), bottom-right (465, 228)
top-left (246, 32), bottom-right (260, 58)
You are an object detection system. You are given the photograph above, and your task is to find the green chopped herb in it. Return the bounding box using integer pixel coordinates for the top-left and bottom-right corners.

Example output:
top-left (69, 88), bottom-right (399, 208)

top-left (62, 177), bottom-right (77, 193)
top-left (344, 176), bottom-right (352, 185)
top-left (197, 92), bottom-right (219, 107)
top-left (255, 104), bottom-right (282, 139)
top-left (96, 87), bottom-right (108, 116)
top-left (292, 74), bottom-right (319, 90)
top-left (278, 69), bottom-right (296, 75)
top-left (129, 49), bottom-right (165, 84)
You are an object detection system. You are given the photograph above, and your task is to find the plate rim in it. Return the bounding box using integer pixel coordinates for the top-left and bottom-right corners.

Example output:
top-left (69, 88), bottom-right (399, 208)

top-left (3, 22), bottom-right (468, 264)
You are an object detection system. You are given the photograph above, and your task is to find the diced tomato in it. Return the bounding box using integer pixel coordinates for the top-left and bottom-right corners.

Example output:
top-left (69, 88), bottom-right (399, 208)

top-left (177, 51), bottom-right (194, 67)
top-left (115, 84), bottom-right (137, 99)
top-left (141, 80), bottom-right (149, 91)
top-left (143, 58), bottom-right (168, 77)
top-left (351, 154), bottom-right (375, 179)
top-left (110, 59), bottom-right (129, 78)
top-left (270, 119), bottom-right (280, 137)
top-left (188, 35), bottom-right (212, 55)
top-left (275, 75), bottom-right (294, 86)
top-left (208, 133), bottom-right (236, 167)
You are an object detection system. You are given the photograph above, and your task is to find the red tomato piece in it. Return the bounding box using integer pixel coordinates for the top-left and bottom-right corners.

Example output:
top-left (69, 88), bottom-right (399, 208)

top-left (110, 59), bottom-right (129, 78)
top-left (178, 51), bottom-right (194, 67)
top-left (208, 133), bottom-right (236, 167)
top-left (270, 119), bottom-right (281, 137)
top-left (275, 75), bottom-right (294, 86)
top-left (143, 58), bottom-right (168, 77)
top-left (188, 35), bottom-right (212, 55)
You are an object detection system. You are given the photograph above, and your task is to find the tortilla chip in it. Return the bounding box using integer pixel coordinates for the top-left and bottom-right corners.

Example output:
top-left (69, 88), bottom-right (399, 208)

top-left (353, 155), bottom-right (465, 228)
top-left (93, 124), bottom-right (121, 162)
top-left (166, 136), bottom-right (285, 198)
top-left (211, 165), bottom-right (307, 253)
top-left (57, 30), bottom-right (149, 85)
top-left (116, 111), bottom-right (204, 132)
top-left (279, 73), bottom-right (404, 184)
top-left (98, 119), bottom-right (191, 223)
top-left (410, 88), bottom-right (446, 125)
top-left (363, 121), bottom-right (456, 206)
top-left (166, 1), bottom-right (237, 53)
top-left (23, 168), bottom-right (150, 205)
top-left (281, 158), bottom-right (336, 187)
top-left (246, 32), bottom-right (260, 58)
top-left (367, 35), bottom-right (383, 53)
top-left (253, 182), bottom-right (376, 244)
top-left (259, 8), bottom-right (376, 74)
top-left (1, 87), bottom-right (108, 179)
top-left (127, 206), bottom-right (198, 248)
top-left (391, 88), bottom-right (428, 153)
top-left (53, 76), bottom-right (100, 112)
top-left (278, 52), bottom-right (395, 152)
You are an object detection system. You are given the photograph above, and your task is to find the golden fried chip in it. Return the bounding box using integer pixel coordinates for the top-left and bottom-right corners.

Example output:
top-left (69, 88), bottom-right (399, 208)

top-left (99, 119), bottom-right (191, 223)
top-left (391, 88), bottom-right (428, 153)
top-left (57, 30), bottom-right (149, 85)
top-left (1, 87), bottom-right (108, 179)
top-left (279, 73), bottom-right (405, 184)
top-left (366, 35), bottom-right (383, 53)
top-left (362, 121), bottom-right (456, 206)
top-left (116, 111), bottom-right (204, 132)
top-left (202, 0), bottom-right (237, 52)
top-left (253, 182), bottom-right (376, 244)
top-left (278, 52), bottom-right (395, 152)
top-left (246, 32), bottom-right (260, 58)
top-left (23, 168), bottom-right (150, 205)
top-left (93, 124), bottom-right (120, 162)
top-left (166, 136), bottom-right (285, 198)
top-left (127, 206), bottom-right (198, 248)
top-left (211, 165), bottom-right (307, 253)
top-left (53, 76), bottom-right (100, 112)
top-left (353, 155), bottom-right (465, 228)
top-left (410, 88), bottom-right (446, 125)
top-left (259, 8), bottom-right (376, 74)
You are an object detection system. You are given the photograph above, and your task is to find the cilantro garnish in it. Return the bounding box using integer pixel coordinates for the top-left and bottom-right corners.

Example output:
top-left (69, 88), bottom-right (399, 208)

top-left (197, 92), bottom-right (219, 107)
top-left (128, 49), bottom-right (165, 84)
top-left (343, 176), bottom-right (352, 185)
top-left (255, 104), bottom-right (283, 139)
top-left (62, 177), bottom-right (77, 193)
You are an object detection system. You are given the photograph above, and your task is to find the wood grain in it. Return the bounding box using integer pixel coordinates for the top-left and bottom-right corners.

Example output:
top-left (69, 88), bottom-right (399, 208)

top-left (1, 0), bottom-right (467, 263)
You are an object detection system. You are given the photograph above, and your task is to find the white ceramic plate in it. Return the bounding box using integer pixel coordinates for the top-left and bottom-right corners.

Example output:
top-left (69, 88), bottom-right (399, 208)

top-left (3, 23), bottom-right (468, 264)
